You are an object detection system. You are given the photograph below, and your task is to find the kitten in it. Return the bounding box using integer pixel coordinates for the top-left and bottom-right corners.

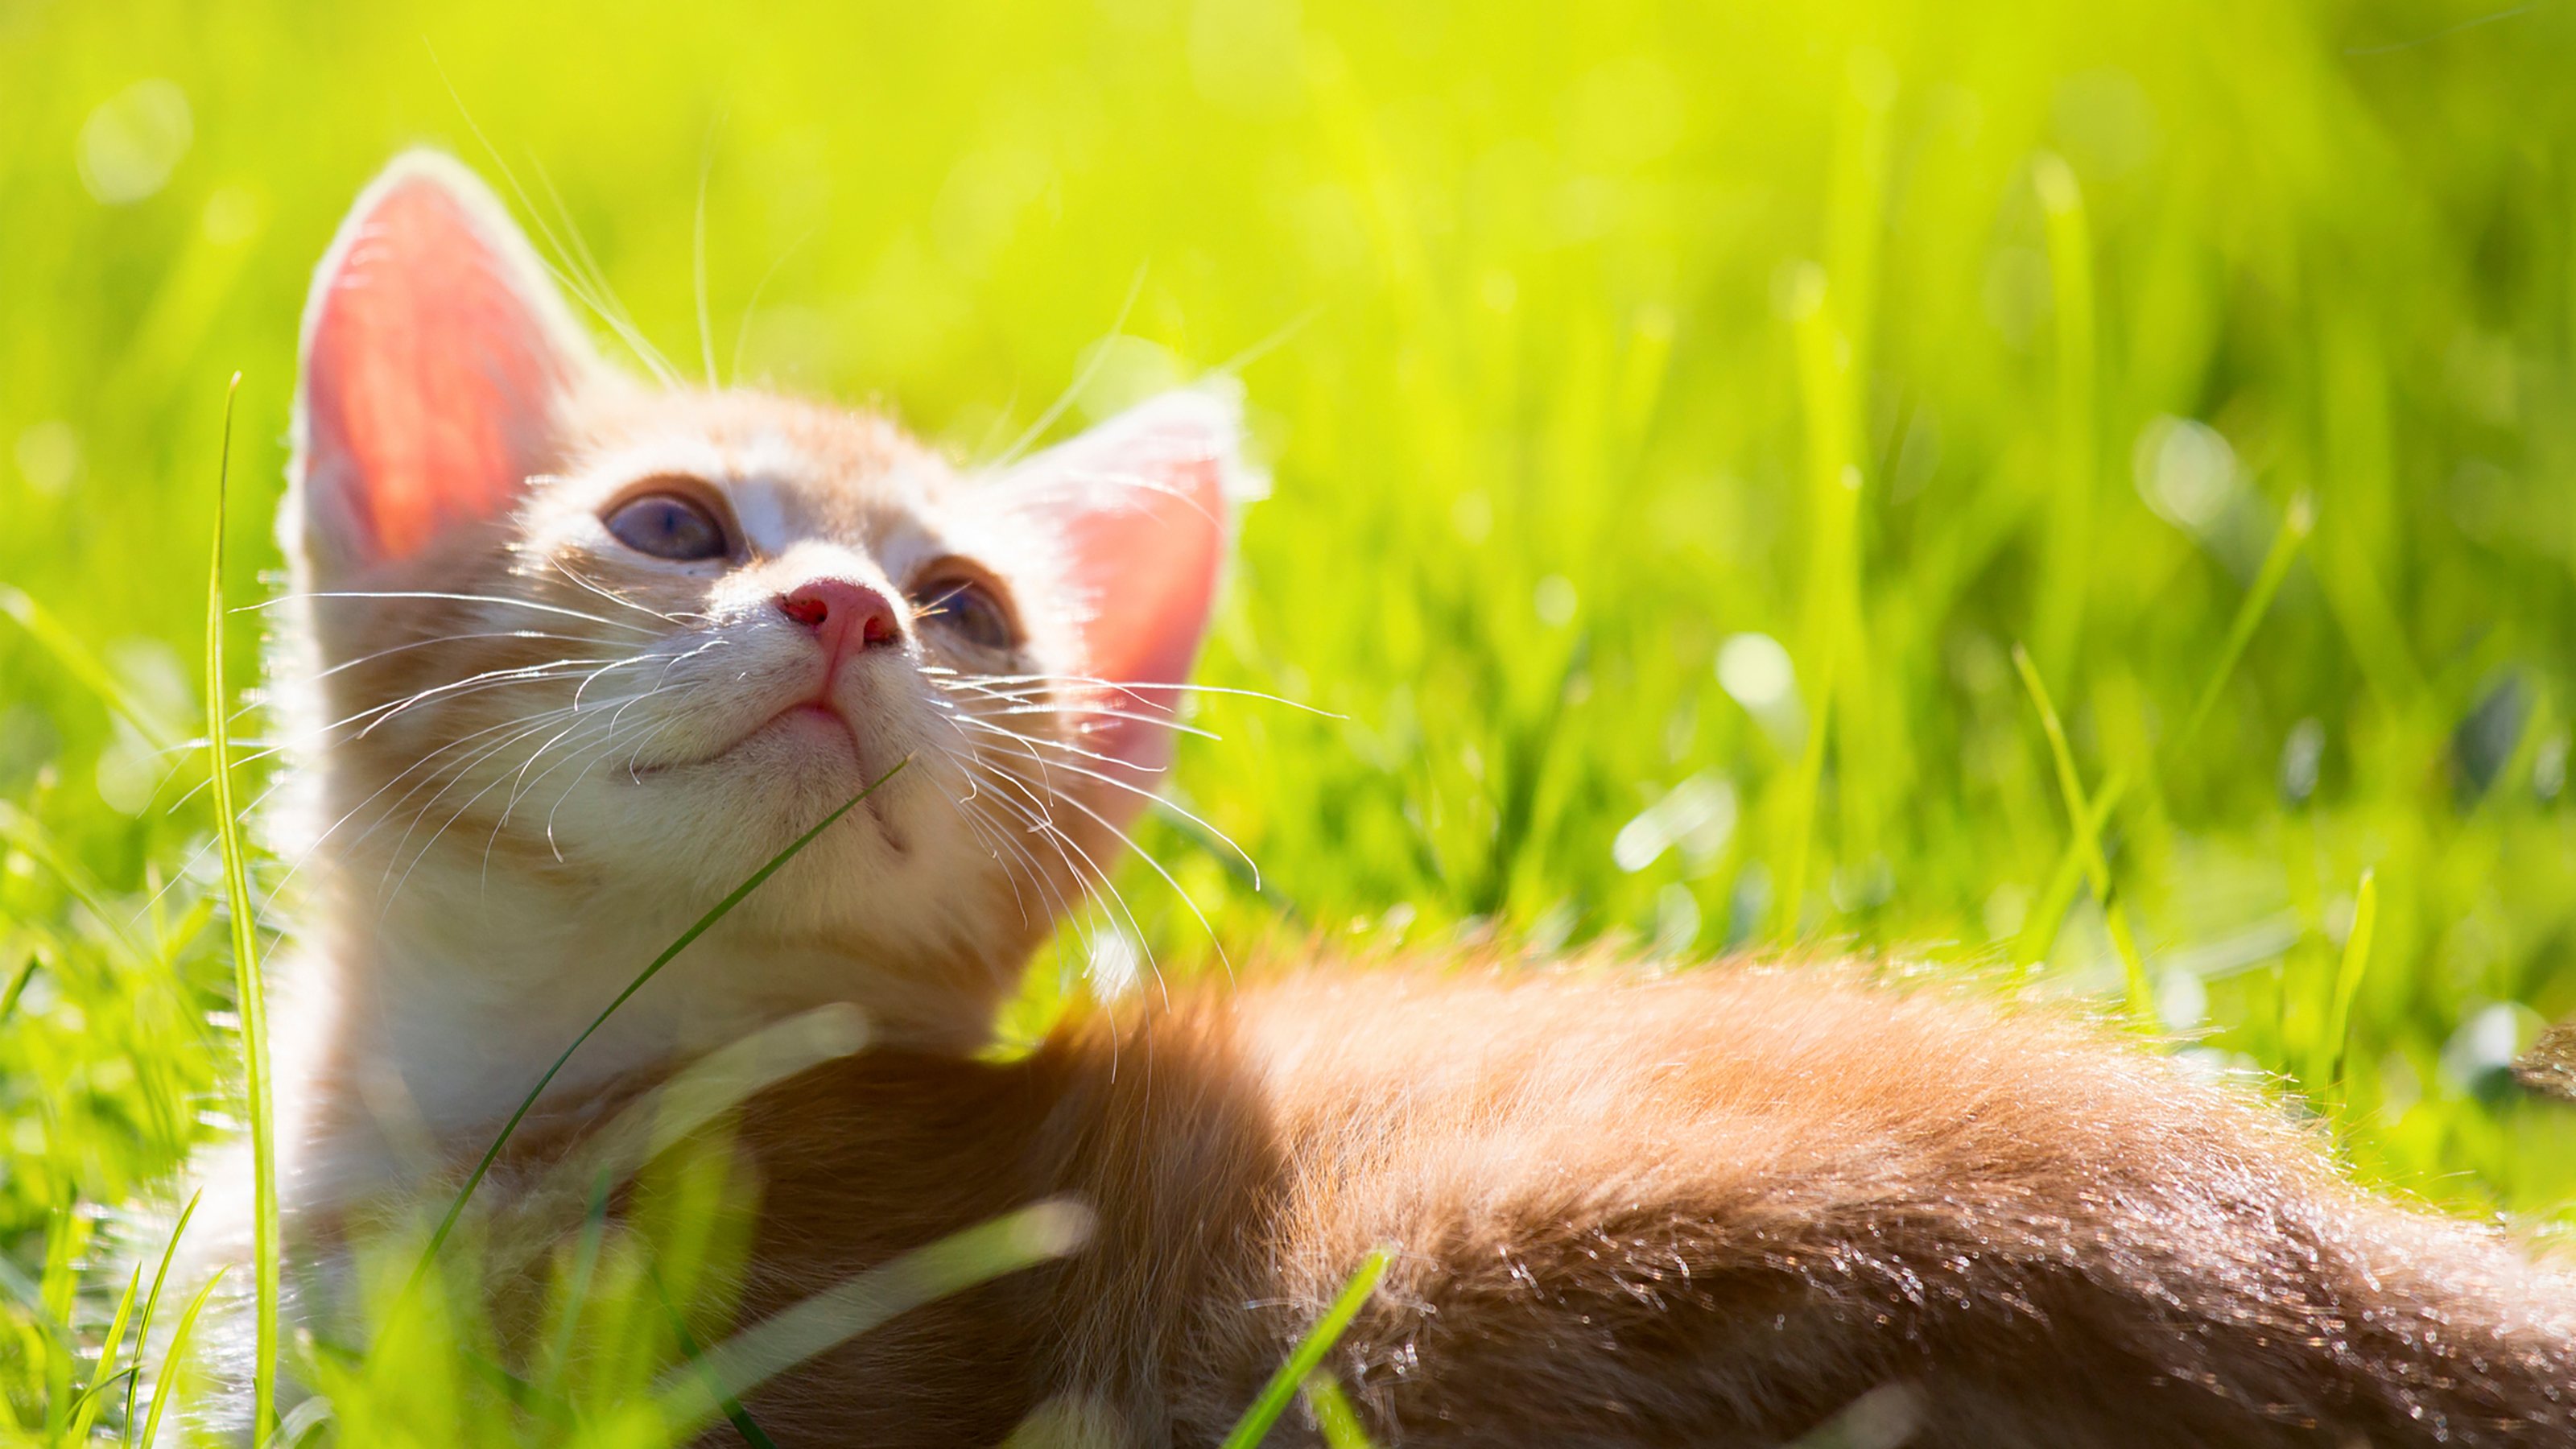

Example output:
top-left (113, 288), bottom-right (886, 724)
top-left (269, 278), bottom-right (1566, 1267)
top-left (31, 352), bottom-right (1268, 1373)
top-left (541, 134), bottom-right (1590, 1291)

top-left (198, 153), bottom-right (2576, 1445)
top-left (192, 147), bottom-right (1234, 1403)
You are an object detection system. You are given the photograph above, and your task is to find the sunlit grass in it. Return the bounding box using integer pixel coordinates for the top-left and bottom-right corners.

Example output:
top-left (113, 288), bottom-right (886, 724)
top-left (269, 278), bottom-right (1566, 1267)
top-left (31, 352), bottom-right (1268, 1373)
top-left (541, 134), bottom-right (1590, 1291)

top-left (7, 0), bottom-right (2576, 1440)
top-left (1216, 1248), bottom-right (1392, 1449)
top-left (200, 374), bottom-right (278, 1444)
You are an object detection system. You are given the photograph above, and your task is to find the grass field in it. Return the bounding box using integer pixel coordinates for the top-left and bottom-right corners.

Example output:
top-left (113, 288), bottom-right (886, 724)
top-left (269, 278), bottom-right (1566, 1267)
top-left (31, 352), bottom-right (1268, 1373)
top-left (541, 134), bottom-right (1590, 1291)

top-left (7, 0), bottom-right (2576, 1440)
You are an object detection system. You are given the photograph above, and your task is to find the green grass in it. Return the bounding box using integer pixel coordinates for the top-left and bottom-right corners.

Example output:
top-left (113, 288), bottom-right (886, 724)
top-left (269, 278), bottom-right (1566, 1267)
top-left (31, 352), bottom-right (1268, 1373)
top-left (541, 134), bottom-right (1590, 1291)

top-left (7, 0), bottom-right (2576, 1440)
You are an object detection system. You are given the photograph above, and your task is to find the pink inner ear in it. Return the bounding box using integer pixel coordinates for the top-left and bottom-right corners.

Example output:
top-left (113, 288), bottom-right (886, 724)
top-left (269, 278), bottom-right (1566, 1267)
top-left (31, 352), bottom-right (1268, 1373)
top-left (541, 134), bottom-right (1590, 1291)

top-left (301, 168), bottom-right (576, 572)
top-left (1034, 394), bottom-right (1237, 780)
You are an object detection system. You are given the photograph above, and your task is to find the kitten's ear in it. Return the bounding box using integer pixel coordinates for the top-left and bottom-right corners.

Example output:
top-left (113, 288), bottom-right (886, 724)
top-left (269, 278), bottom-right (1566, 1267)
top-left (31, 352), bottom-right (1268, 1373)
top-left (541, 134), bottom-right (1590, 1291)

top-left (289, 151), bottom-right (598, 581)
top-left (1008, 388), bottom-right (1247, 783)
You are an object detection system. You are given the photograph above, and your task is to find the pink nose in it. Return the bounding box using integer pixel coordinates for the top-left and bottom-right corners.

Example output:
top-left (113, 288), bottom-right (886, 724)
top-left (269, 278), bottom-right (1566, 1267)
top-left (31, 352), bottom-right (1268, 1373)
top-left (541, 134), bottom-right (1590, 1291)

top-left (778, 578), bottom-right (902, 655)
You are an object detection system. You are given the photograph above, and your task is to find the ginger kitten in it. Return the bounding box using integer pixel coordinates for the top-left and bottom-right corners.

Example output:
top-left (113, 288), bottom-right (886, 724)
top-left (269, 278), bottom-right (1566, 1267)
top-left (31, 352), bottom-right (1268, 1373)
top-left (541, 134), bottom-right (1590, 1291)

top-left (199, 153), bottom-right (2574, 1445)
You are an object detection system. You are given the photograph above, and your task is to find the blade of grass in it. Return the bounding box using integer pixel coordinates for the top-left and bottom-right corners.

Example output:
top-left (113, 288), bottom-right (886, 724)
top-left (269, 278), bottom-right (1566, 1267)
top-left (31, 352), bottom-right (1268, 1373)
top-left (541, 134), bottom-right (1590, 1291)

top-left (125, 1188), bottom-right (203, 1446)
top-left (405, 755), bottom-right (907, 1293)
top-left (1777, 259), bottom-right (1859, 940)
top-left (652, 1266), bottom-right (779, 1449)
top-left (0, 804), bottom-right (155, 964)
top-left (2029, 153), bottom-right (2096, 686)
top-left (1219, 1245), bottom-right (1393, 1449)
top-left (2011, 643), bottom-right (2153, 1022)
top-left (271, 1394), bottom-right (336, 1447)
top-left (0, 584), bottom-right (184, 752)
top-left (42, 1194), bottom-right (85, 1435)
top-left (2176, 493), bottom-right (2316, 750)
top-left (537, 1170), bottom-right (616, 1395)
top-left (0, 956), bottom-right (35, 1022)
top-left (2321, 868), bottom-right (2379, 1093)
top-left (64, 1265), bottom-right (142, 1441)
top-left (1299, 1368), bottom-right (1379, 1449)
top-left (204, 373), bottom-right (282, 1439)
top-left (140, 1265), bottom-right (228, 1449)
top-left (654, 1199), bottom-right (1090, 1435)
top-left (2013, 498), bottom-right (2312, 966)
top-left (533, 1002), bottom-right (869, 1215)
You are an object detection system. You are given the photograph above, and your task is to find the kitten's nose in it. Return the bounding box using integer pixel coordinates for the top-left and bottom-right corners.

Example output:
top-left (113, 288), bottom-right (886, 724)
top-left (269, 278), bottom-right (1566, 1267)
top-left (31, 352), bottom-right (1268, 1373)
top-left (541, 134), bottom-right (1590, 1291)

top-left (778, 578), bottom-right (902, 656)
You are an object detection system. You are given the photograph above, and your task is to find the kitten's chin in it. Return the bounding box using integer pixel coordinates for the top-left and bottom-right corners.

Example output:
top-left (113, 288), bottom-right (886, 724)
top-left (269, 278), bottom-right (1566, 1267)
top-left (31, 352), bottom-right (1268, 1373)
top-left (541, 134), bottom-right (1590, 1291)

top-left (592, 711), bottom-right (927, 866)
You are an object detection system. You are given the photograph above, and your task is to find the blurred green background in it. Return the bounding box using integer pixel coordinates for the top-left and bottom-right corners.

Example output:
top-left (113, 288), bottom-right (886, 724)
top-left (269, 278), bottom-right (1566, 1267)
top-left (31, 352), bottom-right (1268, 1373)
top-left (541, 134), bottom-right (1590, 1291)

top-left (9, 0), bottom-right (2576, 1433)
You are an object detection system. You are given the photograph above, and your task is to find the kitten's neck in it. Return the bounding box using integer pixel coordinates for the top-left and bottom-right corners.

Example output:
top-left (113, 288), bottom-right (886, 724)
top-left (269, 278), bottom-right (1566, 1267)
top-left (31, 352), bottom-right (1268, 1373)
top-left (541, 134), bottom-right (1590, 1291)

top-left (278, 853), bottom-right (1004, 1192)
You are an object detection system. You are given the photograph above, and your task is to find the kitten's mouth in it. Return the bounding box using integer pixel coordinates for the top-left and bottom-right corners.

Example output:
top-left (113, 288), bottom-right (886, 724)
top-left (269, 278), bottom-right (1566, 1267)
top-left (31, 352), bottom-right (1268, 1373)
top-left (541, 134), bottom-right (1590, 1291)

top-left (630, 696), bottom-right (869, 778)
top-left (770, 700), bottom-right (862, 755)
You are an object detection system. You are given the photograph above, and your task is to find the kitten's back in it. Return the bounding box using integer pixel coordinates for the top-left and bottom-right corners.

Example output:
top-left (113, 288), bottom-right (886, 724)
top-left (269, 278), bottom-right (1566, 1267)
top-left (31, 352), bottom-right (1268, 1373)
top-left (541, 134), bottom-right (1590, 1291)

top-left (720, 964), bottom-right (2576, 1447)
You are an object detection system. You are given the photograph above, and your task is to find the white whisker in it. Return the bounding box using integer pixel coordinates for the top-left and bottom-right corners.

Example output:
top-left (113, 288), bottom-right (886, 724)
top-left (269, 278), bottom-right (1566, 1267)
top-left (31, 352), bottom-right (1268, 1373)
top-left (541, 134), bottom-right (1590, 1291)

top-left (246, 590), bottom-right (657, 637)
top-left (951, 713), bottom-right (1257, 889)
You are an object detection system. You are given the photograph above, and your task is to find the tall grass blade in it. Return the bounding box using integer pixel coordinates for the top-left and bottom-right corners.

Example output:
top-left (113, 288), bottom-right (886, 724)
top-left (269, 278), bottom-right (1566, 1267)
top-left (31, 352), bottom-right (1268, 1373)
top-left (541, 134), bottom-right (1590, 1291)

top-left (2322, 868), bottom-right (2379, 1093)
top-left (1777, 259), bottom-right (1860, 939)
top-left (407, 756), bottom-right (907, 1290)
top-left (533, 1003), bottom-right (869, 1215)
top-left (654, 1266), bottom-right (779, 1449)
top-left (536, 1170), bottom-right (615, 1394)
top-left (2176, 493), bottom-right (2314, 751)
top-left (0, 956), bottom-right (35, 1023)
top-left (65, 1265), bottom-right (142, 1440)
top-left (204, 372), bottom-right (282, 1438)
top-left (2013, 500), bottom-right (2312, 967)
top-left (654, 1199), bottom-right (1091, 1435)
top-left (0, 584), bottom-right (184, 752)
top-left (40, 1195), bottom-right (83, 1438)
top-left (140, 1265), bottom-right (229, 1449)
top-left (2030, 153), bottom-right (2096, 686)
top-left (1218, 1246), bottom-right (1393, 1449)
top-left (124, 1188), bottom-right (203, 1446)
top-left (2011, 644), bottom-right (2153, 1020)
top-left (1299, 1368), bottom-right (1379, 1449)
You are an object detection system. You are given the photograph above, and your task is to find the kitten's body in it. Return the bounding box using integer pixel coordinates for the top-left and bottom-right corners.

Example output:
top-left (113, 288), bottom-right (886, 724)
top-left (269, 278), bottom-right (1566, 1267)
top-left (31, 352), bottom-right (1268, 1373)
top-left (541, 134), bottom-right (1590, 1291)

top-left (182, 152), bottom-right (2576, 1445)
top-left (540, 966), bottom-right (2573, 1447)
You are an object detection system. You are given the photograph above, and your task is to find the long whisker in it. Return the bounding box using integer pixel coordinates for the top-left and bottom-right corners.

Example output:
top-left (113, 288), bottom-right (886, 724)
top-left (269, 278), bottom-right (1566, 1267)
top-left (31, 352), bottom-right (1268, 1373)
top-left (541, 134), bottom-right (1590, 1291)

top-left (977, 745), bottom-right (1228, 974)
top-left (245, 591), bottom-right (658, 637)
top-left (163, 629), bottom-right (617, 749)
top-left (523, 151), bottom-right (685, 387)
top-left (694, 115), bottom-right (720, 389)
top-left (729, 225), bottom-right (815, 385)
top-left (949, 714), bottom-right (1257, 889)
top-left (164, 658), bottom-right (625, 811)
top-left (938, 704), bottom-right (1172, 771)
top-left (308, 653), bottom-right (669, 898)
top-left (954, 746), bottom-right (1102, 943)
top-left (421, 50), bottom-right (685, 388)
top-left (952, 700), bottom-right (1220, 744)
top-left (334, 710), bottom-right (593, 914)
top-left (963, 754), bottom-right (1157, 997)
top-left (543, 556), bottom-right (711, 628)
top-left (386, 667), bottom-right (687, 901)
top-left (925, 675), bottom-right (1225, 743)
top-left (357, 658), bottom-right (634, 738)
top-left (992, 262), bottom-right (1149, 469)
top-left (923, 719), bottom-right (1050, 932)
top-left (1205, 306), bottom-right (1318, 381)
top-left (1005, 462), bottom-right (1230, 533)
top-left (923, 668), bottom-right (1340, 717)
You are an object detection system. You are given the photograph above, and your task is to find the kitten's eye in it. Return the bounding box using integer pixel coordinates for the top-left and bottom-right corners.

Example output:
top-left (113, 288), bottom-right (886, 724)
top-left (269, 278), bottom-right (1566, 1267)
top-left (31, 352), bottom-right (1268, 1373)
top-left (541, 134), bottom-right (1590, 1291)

top-left (911, 576), bottom-right (1016, 652)
top-left (603, 492), bottom-right (728, 562)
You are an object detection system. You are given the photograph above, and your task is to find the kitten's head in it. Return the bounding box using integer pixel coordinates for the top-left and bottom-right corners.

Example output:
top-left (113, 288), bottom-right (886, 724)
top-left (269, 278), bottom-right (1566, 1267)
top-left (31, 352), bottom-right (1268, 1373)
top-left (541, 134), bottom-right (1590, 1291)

top-left (281, 151), bottom-right (1239, 1003)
